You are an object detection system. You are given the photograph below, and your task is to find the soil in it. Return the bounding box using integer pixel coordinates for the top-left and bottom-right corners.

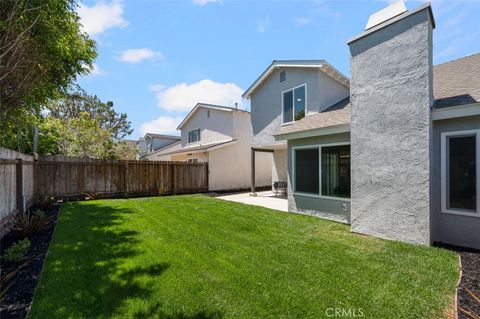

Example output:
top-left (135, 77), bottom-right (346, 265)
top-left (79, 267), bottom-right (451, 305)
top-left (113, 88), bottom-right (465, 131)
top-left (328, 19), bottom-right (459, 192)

top-left (457, 247), bottom-right (480, 319)
top-left (0, 204), bottom-right (60, 319)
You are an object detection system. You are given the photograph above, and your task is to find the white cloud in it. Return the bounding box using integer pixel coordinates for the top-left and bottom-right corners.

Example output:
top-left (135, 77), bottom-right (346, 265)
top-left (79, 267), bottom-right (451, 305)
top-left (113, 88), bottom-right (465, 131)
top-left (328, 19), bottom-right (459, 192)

top-left (192, 0), bottom-right (221, 6)
top-left (117, 48), bottom-right (164, 63)
top-left (293, 17), bottom-right (311, 26)
top-left (78, 0), bottom-right (128, 36)
top-left (140, 116), bottom-right (184, 135)
top-left (257, 16), bottom-right (270, 33)
top-left (150, 79), bottom-right (244, 112)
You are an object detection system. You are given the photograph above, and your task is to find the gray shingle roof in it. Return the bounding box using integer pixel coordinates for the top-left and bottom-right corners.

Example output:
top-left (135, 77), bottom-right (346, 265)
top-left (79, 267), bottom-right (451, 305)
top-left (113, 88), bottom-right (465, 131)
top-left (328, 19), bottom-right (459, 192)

top-left (274, 98), bottom-right (351, 136)
top-left (433, 53), bottom-right (480, 108)
top-left (274, 53), bottom-right (480, 137)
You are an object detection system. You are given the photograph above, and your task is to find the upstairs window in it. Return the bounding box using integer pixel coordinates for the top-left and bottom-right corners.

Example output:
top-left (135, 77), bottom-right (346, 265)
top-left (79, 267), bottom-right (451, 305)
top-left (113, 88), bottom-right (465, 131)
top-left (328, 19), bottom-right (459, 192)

top-left (442, 130), bottom-right (479, 216)
top-left (283, 84), bottom-right (306, 123)
top-left (188, 129), bottom-right (201, 143)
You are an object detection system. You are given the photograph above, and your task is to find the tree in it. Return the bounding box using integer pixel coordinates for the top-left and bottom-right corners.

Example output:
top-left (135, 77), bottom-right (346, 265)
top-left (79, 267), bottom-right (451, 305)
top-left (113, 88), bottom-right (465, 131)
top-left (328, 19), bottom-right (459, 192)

top-left (0, 0), bottom-right (96, 117)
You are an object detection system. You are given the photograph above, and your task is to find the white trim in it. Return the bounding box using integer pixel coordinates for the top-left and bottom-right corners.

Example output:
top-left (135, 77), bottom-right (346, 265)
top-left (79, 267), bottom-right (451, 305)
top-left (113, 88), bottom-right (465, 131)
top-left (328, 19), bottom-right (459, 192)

top-left (291, 141), bottom-right (351, 200)
top-left (275, 123), bottom-right (350, 141)
top-left (432, 103), bottom-right (480, 121)
top-left (440, 129), bottom-right (480, 218)
top-left (281, 83), bottom-right (307, 124)
top-left (177, 103), bottom-right (237, 130)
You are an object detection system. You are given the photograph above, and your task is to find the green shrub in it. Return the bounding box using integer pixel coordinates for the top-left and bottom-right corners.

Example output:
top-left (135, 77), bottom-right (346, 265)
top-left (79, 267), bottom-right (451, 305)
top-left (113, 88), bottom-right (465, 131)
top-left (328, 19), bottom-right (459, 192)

top-left (3, 239), bottom-right (31, 263)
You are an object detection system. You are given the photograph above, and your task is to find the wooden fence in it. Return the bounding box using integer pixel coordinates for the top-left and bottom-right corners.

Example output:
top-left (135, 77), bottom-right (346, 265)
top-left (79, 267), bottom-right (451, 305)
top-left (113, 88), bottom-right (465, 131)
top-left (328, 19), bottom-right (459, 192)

top-left (0, 148), bottom-right (209, 235)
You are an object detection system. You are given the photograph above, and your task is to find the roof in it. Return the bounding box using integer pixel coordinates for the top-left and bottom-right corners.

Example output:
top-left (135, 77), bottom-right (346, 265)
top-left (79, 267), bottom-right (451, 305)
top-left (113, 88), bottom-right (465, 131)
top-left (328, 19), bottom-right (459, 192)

top-left (146, 140), bottom-right (181, 156)
top-left (433, 53), bottom-right (480, 108)
top-left (177, 103), bottom-right (249, 130)
top-left (242, 60), bottom-right (350, 99)
top-left (274, 53), bottom-right (480, 138)
top-left (144, 133), bottom-right (181, 140)
top-left (274, 98), bottom-right (351, 138)
top-left (160, 139), bottom-right (237, 156)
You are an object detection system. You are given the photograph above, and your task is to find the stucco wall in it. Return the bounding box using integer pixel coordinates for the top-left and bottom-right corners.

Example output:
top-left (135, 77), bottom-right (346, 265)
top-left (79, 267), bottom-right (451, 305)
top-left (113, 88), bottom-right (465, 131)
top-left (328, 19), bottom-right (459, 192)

top-left (287, 133), bottom-right (351, 223)
top-left (349, 8), bottom-right (434, 245)
top-left (180, 108), bottom-right (233, 147)
top-left (272, 149), bottom-right (287, 185)
top-left (431, 115), bottom-right (480, 249)
top-left (250, 68), bottom-right (349, 148)
top-left (208, 111), bottom-right (271, 191)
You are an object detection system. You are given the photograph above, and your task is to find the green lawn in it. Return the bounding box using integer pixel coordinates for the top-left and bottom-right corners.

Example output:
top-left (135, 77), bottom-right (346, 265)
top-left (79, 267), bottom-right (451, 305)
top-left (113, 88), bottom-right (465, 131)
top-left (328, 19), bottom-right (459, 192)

top-left (29, 195), bottom-right (458, 319)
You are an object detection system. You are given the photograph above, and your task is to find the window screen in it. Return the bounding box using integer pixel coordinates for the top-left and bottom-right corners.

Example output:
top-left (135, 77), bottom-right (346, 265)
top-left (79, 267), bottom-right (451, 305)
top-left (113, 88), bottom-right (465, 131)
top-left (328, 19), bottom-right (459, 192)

top-left (447, 135), bottom-right (476, 211)
top-left (295, 148), bottom-right (319, 194)
top-left (188, 129), bottom-right (200, 143)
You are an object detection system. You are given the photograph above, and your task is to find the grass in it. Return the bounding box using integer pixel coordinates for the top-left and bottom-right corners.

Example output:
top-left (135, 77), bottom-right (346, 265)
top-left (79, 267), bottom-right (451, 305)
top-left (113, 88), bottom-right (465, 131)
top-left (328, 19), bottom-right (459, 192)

top-left (29, 195), bottom-right (458, 319)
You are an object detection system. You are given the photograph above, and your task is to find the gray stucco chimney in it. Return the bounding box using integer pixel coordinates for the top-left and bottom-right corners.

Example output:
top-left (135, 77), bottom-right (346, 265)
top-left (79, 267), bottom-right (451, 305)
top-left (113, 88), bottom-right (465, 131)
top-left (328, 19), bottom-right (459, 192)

top-left (347, 3), bottom-right (435, 245)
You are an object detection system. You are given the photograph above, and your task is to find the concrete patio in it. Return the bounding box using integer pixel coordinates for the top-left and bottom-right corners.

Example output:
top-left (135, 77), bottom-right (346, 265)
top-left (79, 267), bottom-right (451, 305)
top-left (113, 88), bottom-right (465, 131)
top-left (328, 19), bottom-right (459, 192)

top-left (216, 191), bottom-right (288, 212)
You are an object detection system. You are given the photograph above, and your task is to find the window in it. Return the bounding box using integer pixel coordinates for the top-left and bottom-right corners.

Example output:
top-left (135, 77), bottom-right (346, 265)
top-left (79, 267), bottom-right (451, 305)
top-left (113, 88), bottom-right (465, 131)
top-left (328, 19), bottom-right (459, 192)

top-left (321, 145), bottom-right (351, 198)
top-left (187, 158), bottom-right (198, 163)
top-left (293, 143), bottom-right (351, 199)
top-left (280, 71), bottom-right (286, 82)
top-left (295, 148), bottom-right (319, 194)
top-left (283, 84), bottom-right (306, 123)
top-left (188, 129), bottom-right (201, 143)
top-left (442, 130), bottom-right (479, 216)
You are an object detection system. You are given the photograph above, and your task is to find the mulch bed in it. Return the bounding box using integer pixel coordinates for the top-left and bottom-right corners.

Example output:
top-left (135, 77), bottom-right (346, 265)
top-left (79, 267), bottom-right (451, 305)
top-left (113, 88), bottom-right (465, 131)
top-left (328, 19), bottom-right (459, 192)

top-left (0, 204), bottom-right (60, 319)
top-left (457, 247), bottom-right (480, 319)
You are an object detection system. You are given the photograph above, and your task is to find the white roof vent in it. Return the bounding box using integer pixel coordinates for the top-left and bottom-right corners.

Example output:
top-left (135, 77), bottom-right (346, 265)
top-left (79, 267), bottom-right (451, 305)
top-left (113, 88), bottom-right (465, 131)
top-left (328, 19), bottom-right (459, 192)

top-left (365, 1), bottom-right (407, 30)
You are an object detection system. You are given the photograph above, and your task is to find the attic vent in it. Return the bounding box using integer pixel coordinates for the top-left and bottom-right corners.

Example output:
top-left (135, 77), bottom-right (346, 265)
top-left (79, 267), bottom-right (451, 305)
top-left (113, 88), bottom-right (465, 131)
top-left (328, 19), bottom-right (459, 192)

top-left (280, 71), bottom-right (286, 82)
top-left (365, 1), bottom-right (407, 30)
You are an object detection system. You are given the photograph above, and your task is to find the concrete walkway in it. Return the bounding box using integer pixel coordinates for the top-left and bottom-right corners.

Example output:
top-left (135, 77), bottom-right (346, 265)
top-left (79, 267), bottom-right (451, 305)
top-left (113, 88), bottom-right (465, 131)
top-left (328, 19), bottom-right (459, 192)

top-left (216, 191), bottom-right (288, 212)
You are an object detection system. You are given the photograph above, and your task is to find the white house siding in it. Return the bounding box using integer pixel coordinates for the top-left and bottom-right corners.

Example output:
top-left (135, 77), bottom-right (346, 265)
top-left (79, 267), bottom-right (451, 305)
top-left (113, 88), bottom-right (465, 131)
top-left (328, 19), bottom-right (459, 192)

top-left (180, 108), bottom-right (233, 148)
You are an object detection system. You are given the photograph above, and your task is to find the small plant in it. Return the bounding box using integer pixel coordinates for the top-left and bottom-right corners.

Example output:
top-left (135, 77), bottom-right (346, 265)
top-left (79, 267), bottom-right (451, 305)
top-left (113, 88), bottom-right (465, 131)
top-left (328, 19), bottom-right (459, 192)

top-left (14, 209), bottom-right (48, 238)
top-left (2, 239), bottom-right (30, 263)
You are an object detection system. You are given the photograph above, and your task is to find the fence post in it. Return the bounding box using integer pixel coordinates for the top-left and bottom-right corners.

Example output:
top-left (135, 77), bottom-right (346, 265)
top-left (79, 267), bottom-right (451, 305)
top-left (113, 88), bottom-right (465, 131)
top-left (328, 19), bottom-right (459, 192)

top-left (170, 163), bottom-right (175, 194)
top-left (124, 162), bottom-right (129, 196)
top-left (205, 163), bottom-right (209, 191)
top-left (16, 158), bottom-right (24, 213)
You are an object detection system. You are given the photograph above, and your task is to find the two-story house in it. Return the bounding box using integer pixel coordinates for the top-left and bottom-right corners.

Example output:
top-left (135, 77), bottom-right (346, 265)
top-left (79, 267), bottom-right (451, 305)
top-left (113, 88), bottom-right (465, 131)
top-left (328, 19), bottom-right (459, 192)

top-left (244, 2), bottom-right (479, 249)
top-left (147, 103), bottom-right (272, 191)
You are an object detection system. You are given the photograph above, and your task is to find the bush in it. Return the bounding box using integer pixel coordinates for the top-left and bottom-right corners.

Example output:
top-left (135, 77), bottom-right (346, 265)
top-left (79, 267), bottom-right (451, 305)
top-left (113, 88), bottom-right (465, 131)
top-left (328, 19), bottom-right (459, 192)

top-left (14, 209), bottom-right (48, 238)
top-left (3, 239), bottom-right (31, 263)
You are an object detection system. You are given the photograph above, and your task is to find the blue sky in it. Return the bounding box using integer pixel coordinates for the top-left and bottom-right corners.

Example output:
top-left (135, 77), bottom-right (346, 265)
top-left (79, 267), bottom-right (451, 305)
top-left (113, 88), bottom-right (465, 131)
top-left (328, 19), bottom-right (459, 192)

top-left (77, 0), bottom-right (480, 139)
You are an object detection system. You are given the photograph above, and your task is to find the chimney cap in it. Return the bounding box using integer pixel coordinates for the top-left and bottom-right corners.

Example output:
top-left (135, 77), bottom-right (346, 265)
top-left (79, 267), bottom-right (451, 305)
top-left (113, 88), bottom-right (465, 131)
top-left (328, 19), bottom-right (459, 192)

top-left (365, 1), bottom-right (407, 30)
top-left (347, 2), bottom-right (435, 45)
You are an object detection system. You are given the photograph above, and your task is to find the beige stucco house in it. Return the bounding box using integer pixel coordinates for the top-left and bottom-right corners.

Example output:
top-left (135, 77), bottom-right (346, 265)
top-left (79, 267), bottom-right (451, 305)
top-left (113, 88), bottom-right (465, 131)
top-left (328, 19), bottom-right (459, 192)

top-left (146, 103), bottom-right (272, 192)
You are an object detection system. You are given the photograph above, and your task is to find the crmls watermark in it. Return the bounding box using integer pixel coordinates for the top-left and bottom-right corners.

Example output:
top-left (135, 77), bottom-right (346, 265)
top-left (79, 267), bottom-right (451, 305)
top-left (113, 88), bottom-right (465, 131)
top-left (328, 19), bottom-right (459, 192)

top-left (325, 307), bottom-right (365, 317)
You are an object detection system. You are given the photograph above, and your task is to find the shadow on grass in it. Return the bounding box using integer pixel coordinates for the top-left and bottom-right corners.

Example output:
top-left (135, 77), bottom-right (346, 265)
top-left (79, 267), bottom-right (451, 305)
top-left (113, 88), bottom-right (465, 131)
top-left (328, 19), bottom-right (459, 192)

top-left (30, 202), bottom-right (223, 319)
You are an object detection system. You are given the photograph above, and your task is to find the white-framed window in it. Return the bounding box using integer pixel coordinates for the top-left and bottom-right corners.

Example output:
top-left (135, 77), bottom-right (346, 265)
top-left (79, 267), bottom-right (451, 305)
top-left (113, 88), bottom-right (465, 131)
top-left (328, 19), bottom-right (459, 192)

top-left (292, 142), bottom-right (351, 200)
top-left (188, 129), bottom-right (201, 144)
top-left (441, 129), bottom-right (479, 217)
top-left (282, 84), bottom-right (306, 124)
top-left (187, 158), bottom-right (198, 163)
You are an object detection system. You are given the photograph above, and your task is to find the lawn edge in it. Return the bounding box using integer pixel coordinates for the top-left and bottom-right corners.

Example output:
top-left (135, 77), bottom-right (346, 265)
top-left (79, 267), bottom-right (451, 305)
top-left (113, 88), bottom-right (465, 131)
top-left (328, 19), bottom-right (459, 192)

top-left (25, 204), bottom-right (63, 319)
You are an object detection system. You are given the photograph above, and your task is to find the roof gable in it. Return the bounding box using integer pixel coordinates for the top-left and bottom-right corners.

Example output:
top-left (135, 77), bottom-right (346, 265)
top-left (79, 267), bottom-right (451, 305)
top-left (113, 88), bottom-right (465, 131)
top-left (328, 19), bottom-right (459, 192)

top-left (177, 103), bottom-right (249, 130)
top-left (242, 60), bottom-right (350, 99)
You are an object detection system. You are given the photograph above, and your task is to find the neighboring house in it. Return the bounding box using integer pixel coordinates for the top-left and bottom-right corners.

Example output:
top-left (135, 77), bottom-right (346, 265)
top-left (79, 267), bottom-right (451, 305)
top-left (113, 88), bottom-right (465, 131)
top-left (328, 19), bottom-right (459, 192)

top-left (139, 133), bottom-right (181, 158)
top-left (244, 2), bottom-right (479, 249)
top-left (147, 103), bottom-right (272, 191)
